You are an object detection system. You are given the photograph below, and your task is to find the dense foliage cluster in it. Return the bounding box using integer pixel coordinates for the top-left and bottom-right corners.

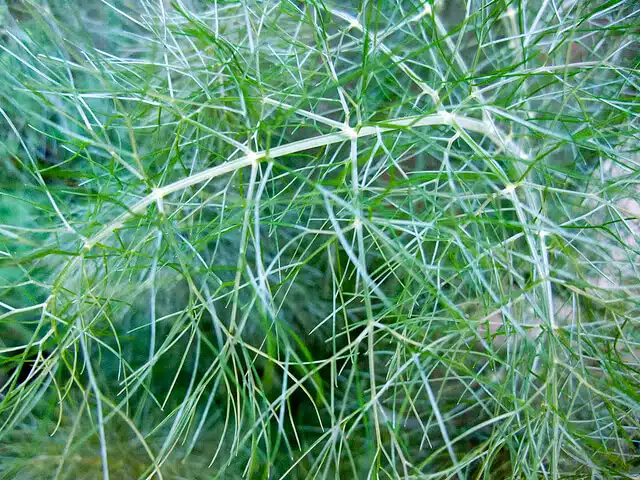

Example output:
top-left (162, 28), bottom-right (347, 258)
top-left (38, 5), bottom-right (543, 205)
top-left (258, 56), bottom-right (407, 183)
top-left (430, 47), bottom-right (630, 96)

top-left (0, 0), bottom-right (638, 478)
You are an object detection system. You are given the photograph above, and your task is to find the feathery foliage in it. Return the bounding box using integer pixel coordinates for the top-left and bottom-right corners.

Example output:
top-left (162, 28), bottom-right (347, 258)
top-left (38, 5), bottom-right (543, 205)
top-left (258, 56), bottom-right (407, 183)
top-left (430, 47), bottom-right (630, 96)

top-left (0, 0), bottom-right (639, 478)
